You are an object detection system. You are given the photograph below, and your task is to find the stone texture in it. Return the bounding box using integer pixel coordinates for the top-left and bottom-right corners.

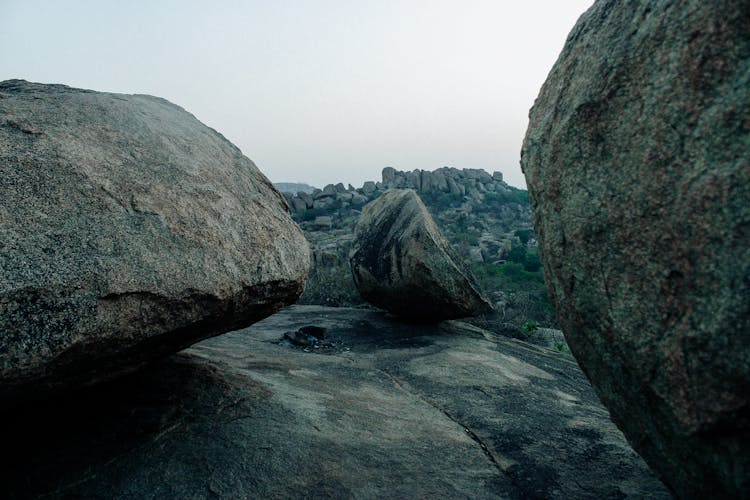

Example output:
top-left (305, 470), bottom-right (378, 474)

top-left (382, 166), bottom-right (397, 186)
top-left (521, 2), bottom-right (750, 498)
top-left (349, 189), bottom-right (491, 321)
top-left (290, 197), bottom-right (307, 213)
top-left (447, 177), bottom-right (461, 195)
top-left (313, 216), bottom-right (333, 230)
top-left (350, 193), bottom-right (368, 205)
top-left (0, 80), bottom-right (310, 400)
top-left (298, 191), bottom-right (313, 208)
top-left (420, 170), bottom-right (433, 192)
top-left (0, 305), bottom-right (669, 499)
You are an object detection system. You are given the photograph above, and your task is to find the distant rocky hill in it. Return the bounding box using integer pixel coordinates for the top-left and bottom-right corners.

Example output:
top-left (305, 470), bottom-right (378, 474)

top-left (284, 166), bottom-right (560, 344)
top-left (274, 182), bottom-right (317, 194)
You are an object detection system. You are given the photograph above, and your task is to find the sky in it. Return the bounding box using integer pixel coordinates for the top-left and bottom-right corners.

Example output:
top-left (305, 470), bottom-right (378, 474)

top-left (0, 1), bottom-right (592, 189)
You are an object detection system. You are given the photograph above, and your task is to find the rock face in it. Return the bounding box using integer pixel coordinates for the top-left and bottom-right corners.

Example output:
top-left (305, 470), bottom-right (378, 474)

top-left (350, 189), bottom-right (491, 320)
top-left (521, 2), bottom-right (749, 498)
top-left (0, 80), bottom-right (310, 400)
top-left (0, 305), bottom-right (669, 498)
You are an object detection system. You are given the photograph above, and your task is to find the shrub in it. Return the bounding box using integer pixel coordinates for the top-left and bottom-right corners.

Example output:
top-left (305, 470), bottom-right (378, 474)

top-left (514, 229), bottom-right (533, 245)
top-left (521, 320), bottom-right (540, 336)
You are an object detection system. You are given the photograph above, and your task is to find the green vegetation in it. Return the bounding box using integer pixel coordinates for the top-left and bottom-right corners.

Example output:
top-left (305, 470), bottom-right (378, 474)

top-left (553, 341), bottom-right (571, 354)
top-left (476, 188), bottom-right (529, 210)
top-left (294, 179), bottom-right (559, 337)
top-left (514, 229), bottom-right (533, 245)
top-left (419, 191), bottom-right (464, 210)
top-left (470, 260), bottom-right (544, 291)
top-left (296, 207), bottom-right (332, 221)
top-left (521, 320), bottom-right (540, 335)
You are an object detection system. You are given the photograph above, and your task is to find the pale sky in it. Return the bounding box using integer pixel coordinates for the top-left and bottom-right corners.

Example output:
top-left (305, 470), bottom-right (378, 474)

top-left (0, 1), bottom-right (592, 189)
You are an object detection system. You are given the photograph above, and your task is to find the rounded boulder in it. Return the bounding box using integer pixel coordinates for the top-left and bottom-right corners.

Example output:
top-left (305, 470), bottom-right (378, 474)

top-left (521, 2), bottom-right (749, 497)
top-left (349, 189), bottom-right (491, 321)
top-left (0, 80), bottom-right (311, 400)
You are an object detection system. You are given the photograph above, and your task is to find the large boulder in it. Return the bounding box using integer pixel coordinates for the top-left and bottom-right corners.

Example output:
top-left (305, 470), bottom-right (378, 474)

top-left (521, 2), bottom-right (749, 498)
top-left (0, 80), bottom-right (310, 400)
top-left (349, 189), bottom-right (491, 321)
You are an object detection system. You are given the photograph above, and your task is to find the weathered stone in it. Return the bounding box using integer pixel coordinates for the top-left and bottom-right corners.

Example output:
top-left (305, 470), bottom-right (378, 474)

top-left (393, 173), bottom-right (406, 188)
top-left (313, 216), bottom-right (333, 230)
top-left (521, 3), bottom-right (750, 498)
top-left (447, 177), bottom-right (461, 195)
top-left (351, 193), bottom-right (368, 205)
top-left (420, 170), bottom-right (432, 192)
top-left (382, 166), bottom-right (397, 186)
top-left (349, 189), bottom-right (491, 321)
top-left (297, 191), bottom-right (313, 208)
top-left (290, 197), bottom-right (307, 213)
top-left (468, 247), bottom-right (484, 263)
top-left (405, 170), bottom-right (421, 190)
top-left (467, 187), bottom-right (482, 202)
top-left (432, 171), bottom-right (448, 192)
top-left (0, 80), bottom-right (310, 400)
top-left (362, 181), bottom-right (376, 195)
top-left (312, 198), bottom-right (334, 209)
top-left (334, 182), bottom-right (346, 193)
top-left (313, 190), bottom-right (334, 201)
top-left (281, 191), bottom-right (294, 207)
top-left (492, 171), bottom-right (503, 182)
top-left (462, 168), bottom-right (492, 184)
top-left (0, 305), bottom-right (669, 499)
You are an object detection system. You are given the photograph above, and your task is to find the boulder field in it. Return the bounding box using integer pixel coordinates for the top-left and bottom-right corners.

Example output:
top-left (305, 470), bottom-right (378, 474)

top-left (349, 189), bottom-right (491, 321)
top-left (0, 80), bottom-right (310, 401)
top-left (522, 1), bottom-right (749, 497)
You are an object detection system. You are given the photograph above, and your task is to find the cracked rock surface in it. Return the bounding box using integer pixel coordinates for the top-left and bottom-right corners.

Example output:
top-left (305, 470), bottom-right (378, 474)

top-left (1, 305), bottom-right (668, 498)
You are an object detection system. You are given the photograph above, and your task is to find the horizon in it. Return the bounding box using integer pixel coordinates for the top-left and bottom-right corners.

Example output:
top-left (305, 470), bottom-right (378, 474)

top-left (0, 1), bottom-right (593, 189)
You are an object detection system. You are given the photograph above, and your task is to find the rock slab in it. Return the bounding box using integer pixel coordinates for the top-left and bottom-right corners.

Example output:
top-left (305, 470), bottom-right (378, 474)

top-left (0, 305), bottom-right (668, 498)
top-left (521, 2), bottom-right (749, 498)
top-left (349, 189), bottom-right (491, 320)
top-left (0, 80), bottom-right (310, 400)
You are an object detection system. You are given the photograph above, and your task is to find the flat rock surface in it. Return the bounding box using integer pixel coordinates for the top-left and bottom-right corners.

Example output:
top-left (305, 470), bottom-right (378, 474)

top-left (1, 306), bottom-right (668, 499)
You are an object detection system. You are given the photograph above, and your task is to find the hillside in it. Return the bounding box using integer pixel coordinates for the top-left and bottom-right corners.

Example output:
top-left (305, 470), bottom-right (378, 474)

top-left (274, 182), bottom-right (317, 194)
top-left (280, 167), bottom-right (559, 345)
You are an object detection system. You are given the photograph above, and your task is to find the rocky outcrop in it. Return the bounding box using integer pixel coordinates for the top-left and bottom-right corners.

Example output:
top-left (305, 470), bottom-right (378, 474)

top-left (0, 305), bottom-right (668, 498)
top-left (290, 166), bottom-right (543, 331)
top-left (521, 2), bottom-right (749, 498)
top-left (282, 166), bottom-right (512, 219)
top-left (0, 80), bottom-right (310, 401)
top-left (350, 189), bottom-right (491, 321)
